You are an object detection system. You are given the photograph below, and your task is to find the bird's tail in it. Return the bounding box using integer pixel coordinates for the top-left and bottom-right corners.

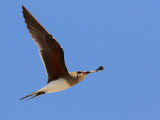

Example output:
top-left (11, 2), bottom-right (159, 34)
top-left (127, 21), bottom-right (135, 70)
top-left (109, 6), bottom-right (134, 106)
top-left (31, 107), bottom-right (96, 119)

top-left (20, 90), bottom-right (45, 101)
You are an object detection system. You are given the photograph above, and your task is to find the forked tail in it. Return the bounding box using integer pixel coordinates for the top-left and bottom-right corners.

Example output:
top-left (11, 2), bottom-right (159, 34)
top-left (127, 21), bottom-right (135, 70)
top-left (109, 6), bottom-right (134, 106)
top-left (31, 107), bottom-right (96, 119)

top-left (20, 91), bottom-right (45, 101)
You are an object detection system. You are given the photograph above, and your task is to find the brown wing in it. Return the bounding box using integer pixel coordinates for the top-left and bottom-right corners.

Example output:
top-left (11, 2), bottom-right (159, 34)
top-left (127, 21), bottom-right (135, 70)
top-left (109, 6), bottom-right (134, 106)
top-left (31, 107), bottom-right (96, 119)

top-left (22, 6), bottom-right (68, 83)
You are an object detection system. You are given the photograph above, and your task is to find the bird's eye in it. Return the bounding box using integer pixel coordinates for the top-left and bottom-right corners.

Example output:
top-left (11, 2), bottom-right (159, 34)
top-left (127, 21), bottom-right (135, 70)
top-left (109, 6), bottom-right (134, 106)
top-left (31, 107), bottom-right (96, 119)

top-left (77, 71), bottom-right (82, 74)
top-left (77, 71), bottom-right (82, 79)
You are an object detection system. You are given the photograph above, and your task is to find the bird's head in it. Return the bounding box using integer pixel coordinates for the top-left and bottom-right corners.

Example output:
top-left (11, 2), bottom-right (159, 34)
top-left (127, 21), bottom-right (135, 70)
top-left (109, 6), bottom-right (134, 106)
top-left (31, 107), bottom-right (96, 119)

top-left (76, 71), bottom-right (89, 82)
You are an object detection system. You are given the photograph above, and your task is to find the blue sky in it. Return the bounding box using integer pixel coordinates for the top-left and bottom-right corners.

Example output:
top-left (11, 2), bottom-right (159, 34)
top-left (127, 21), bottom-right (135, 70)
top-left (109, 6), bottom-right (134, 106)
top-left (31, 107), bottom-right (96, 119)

top-left (1, 0), bottom-right (160, 120)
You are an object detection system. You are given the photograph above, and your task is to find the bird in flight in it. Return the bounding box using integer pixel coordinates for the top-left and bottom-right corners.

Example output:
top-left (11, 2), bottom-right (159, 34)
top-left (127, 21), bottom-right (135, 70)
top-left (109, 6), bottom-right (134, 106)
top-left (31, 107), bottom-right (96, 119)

top-left (20, 5), bottom-right (104, 100)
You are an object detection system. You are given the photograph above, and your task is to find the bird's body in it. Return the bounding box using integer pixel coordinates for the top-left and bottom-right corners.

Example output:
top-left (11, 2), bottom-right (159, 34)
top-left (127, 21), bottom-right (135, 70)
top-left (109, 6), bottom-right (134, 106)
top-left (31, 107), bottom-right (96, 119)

top-left (39, 78), bottom-right (70, 93)
top-left (20, 6), bottom-right (104, 100)
top-left (36, 72), bottom-right (87, 93)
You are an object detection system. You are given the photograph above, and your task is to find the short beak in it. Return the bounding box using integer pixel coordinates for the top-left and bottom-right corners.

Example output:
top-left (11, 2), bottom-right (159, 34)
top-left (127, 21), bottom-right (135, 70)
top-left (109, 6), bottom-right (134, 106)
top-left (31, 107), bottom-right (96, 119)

top-left (84, 66), bottom-right (104, 75)
top-left (83, 71), bottom-right (91, 75)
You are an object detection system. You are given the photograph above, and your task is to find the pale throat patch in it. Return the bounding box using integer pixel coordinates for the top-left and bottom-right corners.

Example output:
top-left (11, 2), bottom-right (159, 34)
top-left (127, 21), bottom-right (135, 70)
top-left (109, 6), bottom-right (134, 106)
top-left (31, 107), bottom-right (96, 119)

top-left (40, 78), bottom-right (71, 93)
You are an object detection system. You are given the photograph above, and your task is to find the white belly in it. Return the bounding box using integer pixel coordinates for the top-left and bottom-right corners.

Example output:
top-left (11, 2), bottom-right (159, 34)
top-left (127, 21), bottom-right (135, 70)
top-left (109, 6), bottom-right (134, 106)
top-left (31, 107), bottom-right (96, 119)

top-left (40, 78), bottom-right (71, 93)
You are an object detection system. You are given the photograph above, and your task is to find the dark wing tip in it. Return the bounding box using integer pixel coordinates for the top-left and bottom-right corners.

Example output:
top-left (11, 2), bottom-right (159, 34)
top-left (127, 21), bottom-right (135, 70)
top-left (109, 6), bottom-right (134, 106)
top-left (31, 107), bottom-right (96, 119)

top-left (22, 5), bottom-right (30, 15)
top-left (22, 5), bottom-right (27, 15)
top-left (22, 5), bottom-right (26, 11)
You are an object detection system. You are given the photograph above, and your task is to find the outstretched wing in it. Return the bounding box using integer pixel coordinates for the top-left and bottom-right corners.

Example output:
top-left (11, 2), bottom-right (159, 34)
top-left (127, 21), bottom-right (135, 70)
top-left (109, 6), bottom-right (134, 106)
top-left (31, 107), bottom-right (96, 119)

top-left (22, 6), bottom-right (68, 83)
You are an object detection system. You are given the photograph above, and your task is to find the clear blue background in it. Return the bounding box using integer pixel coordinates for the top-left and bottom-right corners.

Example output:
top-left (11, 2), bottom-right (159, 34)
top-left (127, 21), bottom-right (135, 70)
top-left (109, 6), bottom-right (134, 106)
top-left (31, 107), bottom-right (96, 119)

top-left (1, 0), bottom-right (160, 120)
